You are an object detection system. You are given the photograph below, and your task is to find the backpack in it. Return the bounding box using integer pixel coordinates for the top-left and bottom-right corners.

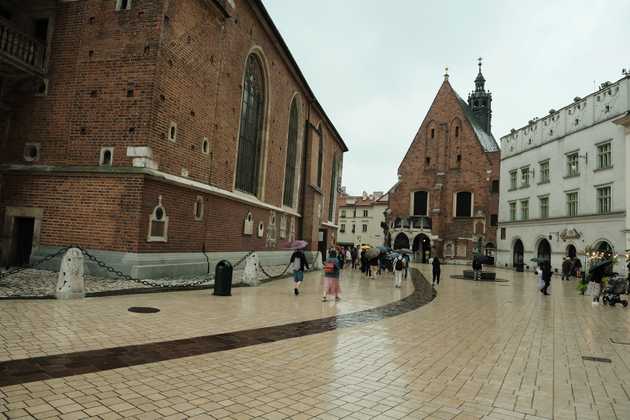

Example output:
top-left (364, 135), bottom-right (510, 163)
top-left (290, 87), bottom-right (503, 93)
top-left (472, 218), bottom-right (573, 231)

top-left (324, 260), bottom-right (337, 274)
top-left (292, 256), bottom-right (302, 272)
top-left (395, 258), bottom-right (403, 271)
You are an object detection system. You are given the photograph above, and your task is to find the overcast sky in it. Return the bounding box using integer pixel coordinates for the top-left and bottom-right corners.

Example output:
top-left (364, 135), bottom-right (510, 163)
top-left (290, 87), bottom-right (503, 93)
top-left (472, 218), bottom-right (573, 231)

top-left (262, 0), bottom-right (630, 196)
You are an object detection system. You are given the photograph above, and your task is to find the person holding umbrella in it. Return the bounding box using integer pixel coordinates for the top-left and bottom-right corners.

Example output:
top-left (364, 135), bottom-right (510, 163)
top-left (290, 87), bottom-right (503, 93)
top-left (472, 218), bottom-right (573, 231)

top-left (323, 248), bottom-right (341, 301)
top-left (288, 241), bottom-right (309, 296)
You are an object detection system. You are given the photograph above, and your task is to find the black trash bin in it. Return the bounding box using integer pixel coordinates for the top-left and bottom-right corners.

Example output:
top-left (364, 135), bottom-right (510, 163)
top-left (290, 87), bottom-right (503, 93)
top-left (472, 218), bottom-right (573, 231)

top-left (214, 260), bottom-right (233, 296)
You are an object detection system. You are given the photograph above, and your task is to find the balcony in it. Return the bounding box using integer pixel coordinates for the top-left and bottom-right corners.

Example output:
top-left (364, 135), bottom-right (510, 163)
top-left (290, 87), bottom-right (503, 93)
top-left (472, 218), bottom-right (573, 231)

top-left (0, 17), bottom-right (47, 76)
top-left (392, 216), bottom-right (432, 231)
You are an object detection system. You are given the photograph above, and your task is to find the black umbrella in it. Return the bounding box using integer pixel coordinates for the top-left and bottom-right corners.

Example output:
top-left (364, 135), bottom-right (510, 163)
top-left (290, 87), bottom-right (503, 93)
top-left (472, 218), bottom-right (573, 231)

top-left (589, 259), bottom-right (612, 273)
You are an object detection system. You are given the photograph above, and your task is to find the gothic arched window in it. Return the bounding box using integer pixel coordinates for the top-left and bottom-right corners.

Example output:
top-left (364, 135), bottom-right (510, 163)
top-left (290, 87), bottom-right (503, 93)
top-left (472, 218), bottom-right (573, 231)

top-left (316, 126), bottom-right (323, 187)
top-left (236, 54), bottom-right (265, 195)
top-left (283, 97), bottom-right (299, 207)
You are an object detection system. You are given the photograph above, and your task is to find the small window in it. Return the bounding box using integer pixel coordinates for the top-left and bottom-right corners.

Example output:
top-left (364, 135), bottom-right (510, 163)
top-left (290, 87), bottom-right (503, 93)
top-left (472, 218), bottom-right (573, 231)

top-left (341, 210), bottom-right (346, 218)
top-left (455, 126), bottom-right (459, 137)
top-left (457, 154), bottom-right (461, 163)
top-left (539, 161), bottom-right (550, 183)
top-left (362, 224), bottom-right (368, 233)
top-left (340, 224), bottom-right (346, 233)
top-left (520, 167), bottom-right (530, 188)
top-left (520, 200), bottom-right (529, 220)
top-left (490, 214), bottom-right (498, 226)
top-left (597, 186), bottom-right (611, 214)
top-left (413, 191), bottom-right (428, 216)
top-left (425, 157), bottom-right (431, 165)
top-left (363, 210), bottom-right (368, 217)
top-left (455, 192), bottom-right (472, 218)
top-left (194, 196), bottom-right (204, 221)
top-left (597, 142), bottom-right (612, 169)
top-left (567, 153), bottom-right (579, 177)
top-left (99, 147), bottom-right (114, 166)
top-left (500, 227), bottom-right (506, 240)
top-left (168, 122), bottom-right (177, 142)
top-left (509, 202), bottom-right (516, 221)
top-left (351, 224), bottom-right (356, 233)
top-left (148, 196), bottom-right (169, 242)
top-left (431, 128), bottom-right (435, 138)
top-left (23, 143), bottom-right (40, 162)
top-left (540, 196), bottom-right (549, 219)
top-left (567, 191), bottom-right (578, 217)
top-left (202, 137), bottom-right (210, 154)
top-left (509, 171), bottom-right (517, 190)
top-left (115, 0), bottom-right (131, 11)
top-left (490, 180), bottom-right (499, 194)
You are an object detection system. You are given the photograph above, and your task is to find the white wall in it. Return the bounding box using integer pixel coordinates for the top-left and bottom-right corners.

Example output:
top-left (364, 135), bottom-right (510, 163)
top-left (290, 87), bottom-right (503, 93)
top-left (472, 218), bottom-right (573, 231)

top-left (337, 203), bottom-right (387, 247)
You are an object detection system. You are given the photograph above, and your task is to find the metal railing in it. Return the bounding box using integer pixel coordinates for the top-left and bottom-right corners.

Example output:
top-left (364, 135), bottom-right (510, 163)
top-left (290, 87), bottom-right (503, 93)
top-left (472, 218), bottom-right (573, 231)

top-left (0, 17), bottom-right (47, 75)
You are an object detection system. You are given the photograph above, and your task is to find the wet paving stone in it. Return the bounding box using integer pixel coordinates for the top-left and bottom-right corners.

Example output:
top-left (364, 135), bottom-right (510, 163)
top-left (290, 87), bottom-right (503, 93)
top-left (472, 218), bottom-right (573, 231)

top-left (0, 269), bottom-right (434, 387)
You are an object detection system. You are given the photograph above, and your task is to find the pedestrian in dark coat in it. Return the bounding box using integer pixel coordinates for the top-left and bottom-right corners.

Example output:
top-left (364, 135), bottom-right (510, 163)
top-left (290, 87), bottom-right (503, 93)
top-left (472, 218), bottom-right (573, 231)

top-left (432, 256), bottom-right (441, 286)
top-left (540, 261), bottom-right (552, 295)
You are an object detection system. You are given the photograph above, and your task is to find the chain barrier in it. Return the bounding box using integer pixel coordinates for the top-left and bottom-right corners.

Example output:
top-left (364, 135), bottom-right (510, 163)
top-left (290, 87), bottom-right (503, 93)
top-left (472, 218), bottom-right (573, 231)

top-left (0, 246), bottom-right (255, 290)
top-left (257, 250), bottom-right (321, 280)
top-left (0, 246), bottom-right (72, 283)
top-left (1, 246), bottom-right (317, 290)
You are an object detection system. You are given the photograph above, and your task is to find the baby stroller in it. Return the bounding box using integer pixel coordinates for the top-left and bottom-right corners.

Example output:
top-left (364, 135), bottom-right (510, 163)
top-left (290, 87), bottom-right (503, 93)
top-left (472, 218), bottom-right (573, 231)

top-left (601, 275), bottom-right (629, 307)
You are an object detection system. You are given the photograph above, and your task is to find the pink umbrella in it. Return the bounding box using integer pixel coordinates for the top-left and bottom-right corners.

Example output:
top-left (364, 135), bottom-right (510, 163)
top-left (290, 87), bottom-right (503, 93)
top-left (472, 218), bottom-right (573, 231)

top-left (283, 240), bottom-right (308, 250)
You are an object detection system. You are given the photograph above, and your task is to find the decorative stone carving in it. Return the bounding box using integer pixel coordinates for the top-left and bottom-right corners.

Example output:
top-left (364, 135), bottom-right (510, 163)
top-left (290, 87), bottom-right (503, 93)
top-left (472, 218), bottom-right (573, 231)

top-left (457, 241), bottom-right (467, 257)
top-left (266, 211), bottom-right (277, 248)
top-left (444, 241), bottom-right (455, 258)
top-left (55, 248), bottom-right (85, 299)
top-left (257, 221), bottom-right (264, 238)
top-left (241, 252), bottom-right (259, 286)
top-left (147, 195), bottom-right (168, 242)
top-left (279, 214), bottom-right (287, 239)
top-left (289, 217), bottom-right (296, 241)
top-left (243, 211), bottom-right (254, 235)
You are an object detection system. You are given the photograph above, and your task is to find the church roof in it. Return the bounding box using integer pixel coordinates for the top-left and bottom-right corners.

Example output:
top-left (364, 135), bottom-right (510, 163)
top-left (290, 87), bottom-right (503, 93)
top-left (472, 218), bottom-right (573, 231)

top-left (455, 93), bottom-right (500, 152)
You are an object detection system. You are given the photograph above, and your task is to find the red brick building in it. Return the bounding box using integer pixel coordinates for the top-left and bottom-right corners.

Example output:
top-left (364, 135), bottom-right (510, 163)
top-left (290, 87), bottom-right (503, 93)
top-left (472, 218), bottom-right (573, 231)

top-left (0, 0), bottom-right (347, 276)
top-left (388, 65), bottom-right (500, 263)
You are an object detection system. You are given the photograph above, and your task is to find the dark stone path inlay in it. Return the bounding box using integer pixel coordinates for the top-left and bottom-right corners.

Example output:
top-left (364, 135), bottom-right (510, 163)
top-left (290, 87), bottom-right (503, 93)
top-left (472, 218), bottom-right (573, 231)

top-left (0, 269), bottom-right (435, 387)
top-left (128, 306), bottom-right (160, 313)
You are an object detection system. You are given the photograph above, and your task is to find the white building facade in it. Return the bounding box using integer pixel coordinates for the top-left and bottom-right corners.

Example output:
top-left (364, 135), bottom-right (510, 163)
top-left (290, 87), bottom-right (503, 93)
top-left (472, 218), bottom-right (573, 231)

top-left (497, 75), bottom-right (630, 273)
top-left (337, 191), bottom-right (388, 247)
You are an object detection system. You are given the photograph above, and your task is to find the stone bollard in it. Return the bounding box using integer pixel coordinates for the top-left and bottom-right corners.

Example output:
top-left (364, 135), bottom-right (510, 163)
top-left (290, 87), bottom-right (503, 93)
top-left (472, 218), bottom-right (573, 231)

top-left (312, 251), bottom-right (323, 270)
top-left (241, 252), bottom-right (259, 286)
top-left (56, 247), bottom-right (85, 299)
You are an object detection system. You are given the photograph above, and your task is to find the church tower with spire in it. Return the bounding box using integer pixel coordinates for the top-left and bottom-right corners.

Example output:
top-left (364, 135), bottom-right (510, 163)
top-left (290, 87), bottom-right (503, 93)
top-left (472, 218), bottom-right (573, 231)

top-left (467, 58), bottom-right (492, 133)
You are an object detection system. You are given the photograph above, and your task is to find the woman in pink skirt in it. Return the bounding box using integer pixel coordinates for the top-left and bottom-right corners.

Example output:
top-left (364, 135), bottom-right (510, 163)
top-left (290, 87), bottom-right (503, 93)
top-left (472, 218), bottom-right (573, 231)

top-left (322, 249), bottom-right (341, 302)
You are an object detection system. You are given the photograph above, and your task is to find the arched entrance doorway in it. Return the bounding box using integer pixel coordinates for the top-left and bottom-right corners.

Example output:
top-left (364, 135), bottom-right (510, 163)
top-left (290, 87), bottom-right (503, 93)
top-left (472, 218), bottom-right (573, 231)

top-left (513, 239), bottom-right (524, 272)
top-left (413, 234), bottom-right (431, 263)
top-left (393, 233), bottom-right (409, 250)
top-left (596, 241), bottom-right (613, 259)
top-left (566, 244), bottom-right (577, 258)
top-left (537, 239), bottom-right (551, 263)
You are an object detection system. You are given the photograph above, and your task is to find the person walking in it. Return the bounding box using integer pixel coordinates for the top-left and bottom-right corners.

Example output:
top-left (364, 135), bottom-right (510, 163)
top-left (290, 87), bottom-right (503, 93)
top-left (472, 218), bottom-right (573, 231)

top-left (289, 247), bottom-right (310, 295)
top-left (403, 254), bottom-right (410, 279)
top-left (345, 248), bottom-right (352, 268)
top-left (572, 258), bottom-right (582, 279)
top-left (322, 249), bottom-right (341, 301)
top-left (541, 261), bottom-right (552, 295)
top-left (561, 257), bottom-right (571, 281)
top-left (351, 247), bottom-right (358, 269)
top-left (337, 247), bottom-right (345, 270)
top-left (432, 256), bottom-right (441, 287)
top-left (472, 256), bottom-right (482, 281)
top-left (393, 254), bottom-right (405, 288)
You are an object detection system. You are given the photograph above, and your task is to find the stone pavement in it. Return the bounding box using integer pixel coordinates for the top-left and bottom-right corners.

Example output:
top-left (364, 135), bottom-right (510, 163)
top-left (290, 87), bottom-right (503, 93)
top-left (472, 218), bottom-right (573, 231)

top-left (1, 264), bottom-right (630, 419)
